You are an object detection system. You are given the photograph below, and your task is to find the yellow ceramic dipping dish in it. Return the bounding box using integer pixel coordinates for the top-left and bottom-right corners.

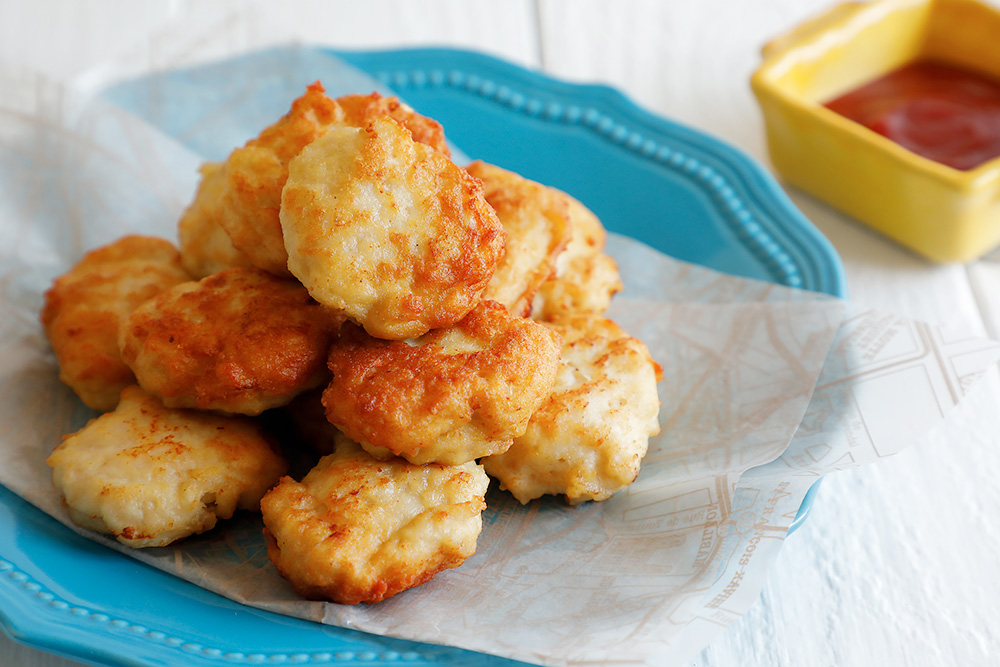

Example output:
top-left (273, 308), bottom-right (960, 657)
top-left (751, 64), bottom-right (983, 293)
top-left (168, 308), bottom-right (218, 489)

top-left (752, 0), bottom-right (1000, 263)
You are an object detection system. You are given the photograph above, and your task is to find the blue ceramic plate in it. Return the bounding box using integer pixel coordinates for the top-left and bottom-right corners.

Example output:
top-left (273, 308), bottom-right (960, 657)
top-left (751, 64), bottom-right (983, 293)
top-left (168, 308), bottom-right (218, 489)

top-left (0, 47), bottom-right (846, 667)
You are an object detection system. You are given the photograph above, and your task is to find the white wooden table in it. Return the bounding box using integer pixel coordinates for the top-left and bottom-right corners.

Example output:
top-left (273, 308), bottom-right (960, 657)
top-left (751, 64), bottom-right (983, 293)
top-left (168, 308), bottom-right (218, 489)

top-left (4, 1), bottom-right (1000, 665)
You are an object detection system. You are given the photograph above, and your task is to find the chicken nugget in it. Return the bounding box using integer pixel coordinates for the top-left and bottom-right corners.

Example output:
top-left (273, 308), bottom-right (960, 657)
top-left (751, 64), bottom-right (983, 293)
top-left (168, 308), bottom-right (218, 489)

top-left (323, 300), bottom-right (561, 465)
top-left (119, 268), bottom-right (342, 415)
top-left (261, 435), bottom-right (488, 604)
top-left (177, 161), bottom-right (254, 279)
top-left (466, 161), bottom-right (572, 317)
top-left (483, 314), bottom-right (661, 504)
top-left (47, 385), bottom-right (286, 548)
top-left (530, 192), bottom-right (622, 320)
top-left (220, 84), bottom-right (450, 276)
top-left (281, 115), bottom-right (505, 339)
top-left (336, 92), bottom-right (450, 157)
top-left (41, 235), bottom-right (191, 412)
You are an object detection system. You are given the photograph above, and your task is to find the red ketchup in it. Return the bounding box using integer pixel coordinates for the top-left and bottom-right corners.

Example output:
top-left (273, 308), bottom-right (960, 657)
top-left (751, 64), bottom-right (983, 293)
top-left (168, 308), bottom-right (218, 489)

top-left (824, 61), bottom-right (1000, 170)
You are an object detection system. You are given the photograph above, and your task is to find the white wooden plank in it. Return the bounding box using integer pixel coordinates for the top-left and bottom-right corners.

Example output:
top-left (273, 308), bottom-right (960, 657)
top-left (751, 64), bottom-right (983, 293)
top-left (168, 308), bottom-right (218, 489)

top-left (0, 0), bottom-right (540, 84)
top-left (537, 0), bottom-right (831, 156)
top-left (0, 0), bottom-right (180, 82)
top-left (272, 0), bottom-right (539, 66)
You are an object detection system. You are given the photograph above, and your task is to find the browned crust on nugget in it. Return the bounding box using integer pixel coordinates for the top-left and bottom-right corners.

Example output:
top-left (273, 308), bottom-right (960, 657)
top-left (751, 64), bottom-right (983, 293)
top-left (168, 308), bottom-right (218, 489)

top-left (119, 268), bottom-right (342, 415)
top-left (336, 92), bottom-right (451, 157)
top-left (219, 82), bottom-right (343, 276)
top-left (178, 162), bottom-right (254, 279)
top-left (220, 84), bottom-right (452, 277)
top-left (466, 161), bottom-right (572, 316)
top-left (41, 235), bottom-right (191, 411)
top-left (530, 193), bottom-right (623, 320)
top-left (261, 438), bottom-right (487, 604)
top-left (281, 116), bottom-right (505, 340)
top-left (322, 300), bottom-right (561, 465)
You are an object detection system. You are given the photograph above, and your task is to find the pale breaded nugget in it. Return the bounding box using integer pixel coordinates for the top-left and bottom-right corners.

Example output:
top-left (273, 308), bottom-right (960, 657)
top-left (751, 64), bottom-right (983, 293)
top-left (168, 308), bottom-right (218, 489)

top-left (483, 314), bottom-right (662, 504)
top-left (323, 300), bottom-right (561, 465)
top-left (530, 193), bottom-right (623, 320)
top-left (281, 115), bottom-right (506, 340)
top-left (47, 385), bottom-right (286, 548)
top-left (220, 84), bottom-right (450, 276)
top-left (261, 435), bottom-right (488, 604)
top-left (177, 162), bottom-right (253, 279)
top-left (41, 235), bottom-right (191, 412)
top-left (119, 268), bottom-right (342, 416)
top-left (466, 161), bottom-right (572, 317)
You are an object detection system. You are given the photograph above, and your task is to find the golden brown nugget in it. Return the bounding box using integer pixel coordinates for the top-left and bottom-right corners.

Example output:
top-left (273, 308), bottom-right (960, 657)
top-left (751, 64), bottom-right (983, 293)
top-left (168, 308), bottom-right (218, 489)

top-left (177, 162), bottom-right (253, 279)
top-left (119, 268), bottom-right (342, 416)
top-left (281, 115), bottom-right (505, 339)
top-left (323, 300), bottom-right (561, 465)
top-left (530, 193), bottom-right (622, 320)
top-left (41, 235), bottom-right (191, 412)
top-left (47, 385), bottom-right (286, 548)
top-left (466, 161), bottom-right (572, 317)
top-left (261, 435), bottom-right (488, 604)
top-left (220, 84), bottom-right (450, 276)
top-left (336, 92), bottom-right (450, 157)
top-left (219, 83), bottom-right (342, 276)
top-left (483, 314), bottom-right (661, 504)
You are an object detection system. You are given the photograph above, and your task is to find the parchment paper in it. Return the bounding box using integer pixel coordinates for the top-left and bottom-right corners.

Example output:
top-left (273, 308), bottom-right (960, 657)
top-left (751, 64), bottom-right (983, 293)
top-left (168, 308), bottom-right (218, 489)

top-left (1, 48), bottom-right (999, 667)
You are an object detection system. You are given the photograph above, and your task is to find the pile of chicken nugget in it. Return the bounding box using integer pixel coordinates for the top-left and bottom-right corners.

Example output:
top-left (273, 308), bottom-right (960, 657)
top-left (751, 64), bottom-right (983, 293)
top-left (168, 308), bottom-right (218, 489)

top-left (40, 83), bottom-right (663, 605)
